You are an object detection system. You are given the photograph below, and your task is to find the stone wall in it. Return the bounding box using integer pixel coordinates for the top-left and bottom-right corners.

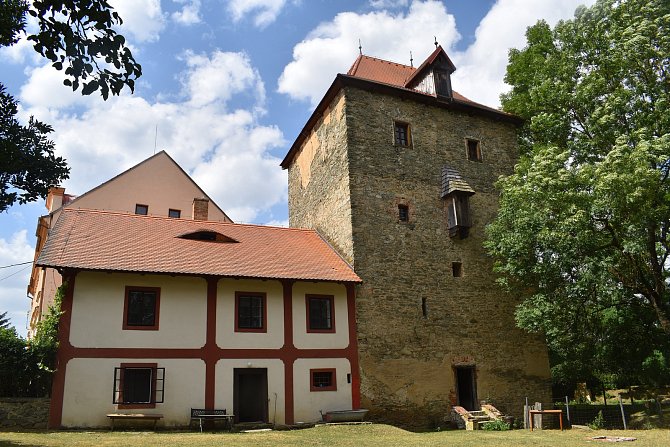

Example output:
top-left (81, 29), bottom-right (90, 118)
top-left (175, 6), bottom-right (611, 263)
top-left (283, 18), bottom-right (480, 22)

top-left (287, 84), bottom-right (552, 429)
top-left (0, 398), bottom-right (50, 429)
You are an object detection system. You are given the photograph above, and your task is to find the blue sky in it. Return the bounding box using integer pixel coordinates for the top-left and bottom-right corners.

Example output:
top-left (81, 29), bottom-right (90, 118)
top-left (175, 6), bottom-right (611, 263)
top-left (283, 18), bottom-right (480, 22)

top-left (0, 0), bottom-right (595, 333)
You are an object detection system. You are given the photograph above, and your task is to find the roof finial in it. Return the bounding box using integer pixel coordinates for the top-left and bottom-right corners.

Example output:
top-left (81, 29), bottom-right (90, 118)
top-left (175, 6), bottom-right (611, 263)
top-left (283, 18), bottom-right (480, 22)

top-left (434, 36), bottom-right (438, 48)
top-left (358, 39), bottom-right (362, 55)
top-left (410, 51), bottom-right (414, 68)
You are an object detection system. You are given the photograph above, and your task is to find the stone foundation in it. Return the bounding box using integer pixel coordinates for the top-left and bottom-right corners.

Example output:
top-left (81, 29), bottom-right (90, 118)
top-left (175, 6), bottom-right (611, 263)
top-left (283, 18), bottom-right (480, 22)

top-left (0, 398), bottom-right (50, 429)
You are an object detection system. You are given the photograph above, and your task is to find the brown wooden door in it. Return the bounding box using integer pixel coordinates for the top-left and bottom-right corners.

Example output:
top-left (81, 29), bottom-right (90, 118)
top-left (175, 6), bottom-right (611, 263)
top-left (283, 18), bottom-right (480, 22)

top-left (234, 368), bottom-right (268, 423)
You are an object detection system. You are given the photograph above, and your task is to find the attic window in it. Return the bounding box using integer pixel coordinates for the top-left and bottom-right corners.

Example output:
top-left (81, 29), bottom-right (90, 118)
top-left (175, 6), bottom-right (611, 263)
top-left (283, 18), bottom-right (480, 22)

top-left (178, 231), bottom-right (238, 243)
top-left (135, 204), bottom-right (148, 215)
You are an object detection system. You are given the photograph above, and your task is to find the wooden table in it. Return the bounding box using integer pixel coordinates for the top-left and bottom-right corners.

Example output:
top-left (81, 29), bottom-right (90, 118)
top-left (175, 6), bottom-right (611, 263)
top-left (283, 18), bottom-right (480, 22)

top-left (528, 409), bottom-right (563, 431)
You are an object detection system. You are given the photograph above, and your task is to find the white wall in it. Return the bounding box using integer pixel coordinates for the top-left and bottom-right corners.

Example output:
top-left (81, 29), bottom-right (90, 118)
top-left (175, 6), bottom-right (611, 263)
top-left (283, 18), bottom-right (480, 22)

top-left (61, 358), bottom-right (205, 427)
top-left (292, 282), bottom-right (350, 349)
top-left (69, 272), bottom-right (207, 348)
top-left (293, 358), bottom-right (353, 423)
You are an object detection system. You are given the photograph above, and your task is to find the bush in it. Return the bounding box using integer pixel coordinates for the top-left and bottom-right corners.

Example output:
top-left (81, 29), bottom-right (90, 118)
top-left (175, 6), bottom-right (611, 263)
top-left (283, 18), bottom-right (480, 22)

top-left (481, 419), bottom-right (510, 431)
top-left (588, 410), bottom-right (605, 430)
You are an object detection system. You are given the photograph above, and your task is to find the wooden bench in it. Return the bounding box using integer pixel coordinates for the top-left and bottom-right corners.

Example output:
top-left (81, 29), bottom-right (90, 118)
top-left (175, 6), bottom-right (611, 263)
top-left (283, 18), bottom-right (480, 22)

top-left (190, 408), bottom-right (234, 432)
top-left (106, 413), bottom-right (163, 431)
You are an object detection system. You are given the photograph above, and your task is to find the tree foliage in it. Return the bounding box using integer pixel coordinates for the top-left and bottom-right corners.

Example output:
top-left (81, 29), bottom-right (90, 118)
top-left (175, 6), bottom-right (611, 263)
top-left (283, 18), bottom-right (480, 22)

top-left (0, 310), bottom-right (11, 329)
top-left (486, 0), bottom-right (670, 387)
top-left (0, 0), bottom-right (141, 211)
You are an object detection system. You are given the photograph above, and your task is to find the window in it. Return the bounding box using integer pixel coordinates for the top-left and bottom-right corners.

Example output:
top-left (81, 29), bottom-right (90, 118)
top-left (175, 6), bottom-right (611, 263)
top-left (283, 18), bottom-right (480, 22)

top-left (123, 287), bottom-right (160, 330)
top-left (135, 204), bottom-right (148, 215)
top-left (394, 121), bottom-right (411, 147)
top-left (466, 139), bottom-right (482, 162)
top-left (306, 295), bottom-right (335, 333)
top-left (113, 363), bottom-right (165, 408)
top-left (421, 297), bottom-right (428, 318)
top-left (310, 368), bottom-right (337, 391)
top-left (235, 292), bottom-right (266, 332)
top-left (452, 262), bottom-right (463, 277)
top-left (398, 204), bottom-right (409, 222)
top-left (168, 209), bottom-right (181, 218)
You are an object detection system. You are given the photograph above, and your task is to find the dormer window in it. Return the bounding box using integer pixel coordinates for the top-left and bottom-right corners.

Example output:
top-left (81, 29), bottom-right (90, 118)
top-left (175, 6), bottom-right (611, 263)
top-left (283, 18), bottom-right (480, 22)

top-left (434, 70), bottom-right (452, 98)
top-left (177, 231), bottom-right (238, 243)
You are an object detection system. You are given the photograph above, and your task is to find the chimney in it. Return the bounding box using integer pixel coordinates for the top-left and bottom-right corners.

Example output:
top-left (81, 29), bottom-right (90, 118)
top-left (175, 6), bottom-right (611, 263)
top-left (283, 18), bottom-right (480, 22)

top-left (192, 197), bottom-right (209, 221)
top-left (46, 187), bottom-right (66, 212)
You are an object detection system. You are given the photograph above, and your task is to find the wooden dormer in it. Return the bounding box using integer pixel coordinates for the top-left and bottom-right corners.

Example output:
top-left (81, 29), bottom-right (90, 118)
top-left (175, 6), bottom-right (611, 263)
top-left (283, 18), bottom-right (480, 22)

top-left (405, 46), bottom-right (456, 99)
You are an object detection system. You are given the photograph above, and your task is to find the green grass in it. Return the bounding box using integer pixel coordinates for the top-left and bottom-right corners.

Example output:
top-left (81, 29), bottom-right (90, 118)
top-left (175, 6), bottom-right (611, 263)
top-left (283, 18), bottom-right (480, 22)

top-left (1, 424), bottom-right (669, 447)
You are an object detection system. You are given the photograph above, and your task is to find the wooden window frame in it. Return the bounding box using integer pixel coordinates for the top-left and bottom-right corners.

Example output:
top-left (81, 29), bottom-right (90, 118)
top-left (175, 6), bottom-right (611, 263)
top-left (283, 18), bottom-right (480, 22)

top-left (115, 363), bottom-right (160, 409)
top-left (310, 368), bottom-right (337, 392)
top-left (394, 121), bottom-right (411, 147)
top-left (466, 138), bottom-right (482, 162)
top-left (135, 204), bottom-right (149, 215)
top-left (123, 286), bottom-right (160, 330)
top-left (306, 295), bottom-right (335, 333)
top-left (168, 209), bottom-right (181, 218)
top-left (235, 291), bottom-right (267, 333)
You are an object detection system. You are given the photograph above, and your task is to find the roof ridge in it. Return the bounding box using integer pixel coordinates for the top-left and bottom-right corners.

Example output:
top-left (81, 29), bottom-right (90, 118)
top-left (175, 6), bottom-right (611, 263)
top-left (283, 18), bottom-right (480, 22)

top-left (61, 208), bottom-right (321, 234)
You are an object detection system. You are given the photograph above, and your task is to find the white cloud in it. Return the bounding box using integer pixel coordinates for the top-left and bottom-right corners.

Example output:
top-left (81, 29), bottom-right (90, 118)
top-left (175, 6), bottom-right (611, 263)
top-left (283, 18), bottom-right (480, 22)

top-left (109, 0), bottom-right (166, 43)
top-left (172, 0), bottom-right (202, 25)
top-left (19, 64), bottom-right (95, 110)
top-left (278, 0), bottom-right (460, 106)
top-left (227, 0), bottom-right (293, 28)
top-left (18, 50), bottom-right (286, 225)
top-left (0, 230), bottom-right (35, 333)
top-left (451, 0), bottom-right (598, 107)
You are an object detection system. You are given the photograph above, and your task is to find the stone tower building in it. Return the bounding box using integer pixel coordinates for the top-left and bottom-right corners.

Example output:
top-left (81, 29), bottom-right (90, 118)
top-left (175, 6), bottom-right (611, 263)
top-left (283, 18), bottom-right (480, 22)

top-left (281, 47), bottom-right (551, 427)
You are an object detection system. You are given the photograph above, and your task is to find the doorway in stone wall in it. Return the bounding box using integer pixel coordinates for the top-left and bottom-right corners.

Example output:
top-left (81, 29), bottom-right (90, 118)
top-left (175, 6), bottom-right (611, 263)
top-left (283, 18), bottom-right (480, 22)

top-left (234, 368), bottom-right (268, 423)
top-left (455, 365), bottom-right (478, 411)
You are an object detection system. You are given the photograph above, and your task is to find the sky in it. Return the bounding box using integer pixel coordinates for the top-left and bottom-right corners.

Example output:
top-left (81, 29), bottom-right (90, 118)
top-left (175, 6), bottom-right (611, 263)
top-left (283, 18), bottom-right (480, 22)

top-left (0, 0), bottom-right (597, 334)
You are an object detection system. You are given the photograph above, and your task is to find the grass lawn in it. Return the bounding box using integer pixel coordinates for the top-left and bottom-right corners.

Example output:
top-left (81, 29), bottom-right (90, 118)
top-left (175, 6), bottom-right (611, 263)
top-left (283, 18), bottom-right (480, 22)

top-left (1, 424), bottom-right (669, 447)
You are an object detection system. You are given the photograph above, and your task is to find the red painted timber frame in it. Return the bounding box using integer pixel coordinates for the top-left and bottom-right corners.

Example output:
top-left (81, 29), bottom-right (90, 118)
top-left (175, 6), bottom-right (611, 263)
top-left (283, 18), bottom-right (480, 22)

top-left (48, 271), bottom-right (361, 428)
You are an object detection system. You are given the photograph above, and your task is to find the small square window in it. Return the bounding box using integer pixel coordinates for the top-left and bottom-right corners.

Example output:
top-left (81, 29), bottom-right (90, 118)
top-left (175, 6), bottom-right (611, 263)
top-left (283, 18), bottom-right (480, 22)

top-left (135, 204), bottom-right (149, 215)
top-left (306, 295), bottom-right (335, 333)
top-left (235, 292), bottom-right (266, 332)
top-left (466, 139), bottom-right (482, 162)
top-left (398, 204), bottom-right (409, 222)
top-left (168, 209), bottom-right (181, 218)
top-left (123, 287), bottom-right (160, 330)
top-left (394, 121), bottom-right (411, 147)
top-left (310, 368), bottom-right (337, 391)
top-left (452, 262), bottom-right (463, 277)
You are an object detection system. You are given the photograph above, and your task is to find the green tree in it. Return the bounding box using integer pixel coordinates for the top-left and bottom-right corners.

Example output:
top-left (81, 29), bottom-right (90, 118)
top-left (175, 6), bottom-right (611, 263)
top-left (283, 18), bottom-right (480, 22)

top-left (0, 310), bottom-right (11, 329)
top-left (486, 0), bottom-right (670, 387)
top-left (0, 0), bottom-right (141, 211)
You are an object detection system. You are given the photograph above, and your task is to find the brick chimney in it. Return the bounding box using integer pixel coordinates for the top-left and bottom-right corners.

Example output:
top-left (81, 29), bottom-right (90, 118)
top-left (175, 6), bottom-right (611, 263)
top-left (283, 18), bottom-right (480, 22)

top-left (192, 197), bottom-right (209, 221)
top-left (46, 187), bottom-right (66, 212)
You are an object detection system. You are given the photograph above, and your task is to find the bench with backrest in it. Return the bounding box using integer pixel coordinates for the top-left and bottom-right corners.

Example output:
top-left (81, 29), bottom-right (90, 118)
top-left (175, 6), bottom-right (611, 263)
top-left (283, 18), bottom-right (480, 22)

top-left (190, 408), bottom-right (234, 431)
top-left (106, 413), bottom-right (163, 430)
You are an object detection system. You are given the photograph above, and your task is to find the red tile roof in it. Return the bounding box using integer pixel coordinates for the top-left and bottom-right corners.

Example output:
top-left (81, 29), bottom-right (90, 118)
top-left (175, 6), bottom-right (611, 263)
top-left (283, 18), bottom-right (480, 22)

top-left (36, 209), bottom-right (361, 283)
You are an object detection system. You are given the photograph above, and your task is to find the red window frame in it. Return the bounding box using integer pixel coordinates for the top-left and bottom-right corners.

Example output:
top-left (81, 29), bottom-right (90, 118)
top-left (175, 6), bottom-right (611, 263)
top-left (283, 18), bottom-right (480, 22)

top-left (235, 291), bottom-right (267, 333)
top-left (306, 294), bottom-right (335, 333)
top-left (123, 286), bottom-right (160, 330)
top-left (116, 363), bottom-right (158, 409)
top-left (310, 368), bottom-right (337, 392)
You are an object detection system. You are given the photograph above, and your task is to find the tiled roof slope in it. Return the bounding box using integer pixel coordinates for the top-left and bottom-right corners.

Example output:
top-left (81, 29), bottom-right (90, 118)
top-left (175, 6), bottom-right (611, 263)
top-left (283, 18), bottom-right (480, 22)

top-left (37, 209), bottom-right (361, 283)
top-left (347, 51), bottom-right (472, 104)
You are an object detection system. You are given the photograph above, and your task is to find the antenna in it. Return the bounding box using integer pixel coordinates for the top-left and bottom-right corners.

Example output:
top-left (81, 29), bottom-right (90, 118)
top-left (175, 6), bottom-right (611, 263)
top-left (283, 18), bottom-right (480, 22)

top-left (358, 38), bottom-right (362, 55)
top-left (434, 36), bottom-right (439, 48)
top-left (410, 51), bottom-right (414, 67)
top-left (154, 124), bottom-right (158, 155)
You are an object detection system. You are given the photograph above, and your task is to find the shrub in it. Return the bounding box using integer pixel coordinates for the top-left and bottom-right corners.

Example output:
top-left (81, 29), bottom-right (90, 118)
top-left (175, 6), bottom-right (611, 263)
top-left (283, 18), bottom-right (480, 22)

top-left (588, 410), bottom-right (605, 430)
top-left (481, 419), bottom-right (510, 431)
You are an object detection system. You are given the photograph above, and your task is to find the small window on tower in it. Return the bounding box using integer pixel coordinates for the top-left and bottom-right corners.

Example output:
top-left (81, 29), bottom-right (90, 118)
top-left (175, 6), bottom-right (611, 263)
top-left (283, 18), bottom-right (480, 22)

top-left (452, 262), bottom-right (463, 277)
top-left (466, 139), bottom-right (482, 162)
top-left (398, 204), bottom-right (409, 222)
top-left (168, 209), bottom-right (181, 218)
top-left (135, 204), bottom-right (148, 215)
top-left (394, 121), bottom-right (411, 147)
